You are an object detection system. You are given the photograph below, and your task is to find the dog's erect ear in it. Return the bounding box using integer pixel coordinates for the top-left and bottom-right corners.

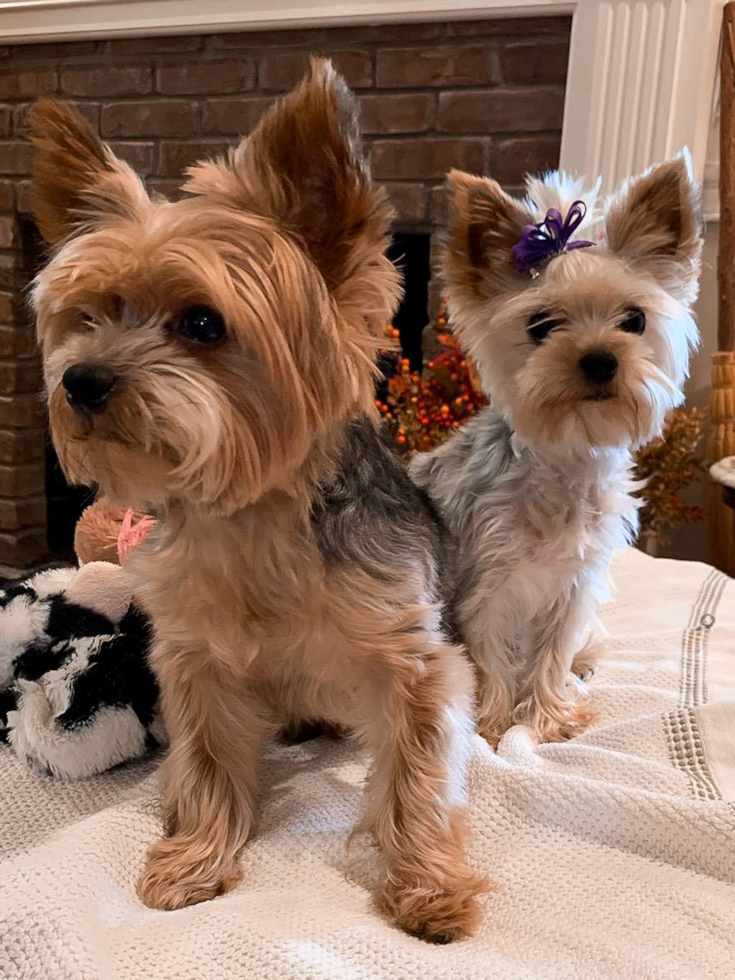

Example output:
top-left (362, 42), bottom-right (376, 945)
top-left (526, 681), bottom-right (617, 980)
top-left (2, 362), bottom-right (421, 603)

top-left (442, 170), bottom-right (532, 305)
top-left (605, 152), bottom-right (702, 303)
top-left (29, 98), bottom-right (148, 247)
top-left (186, 58), bottom-right (393, 291)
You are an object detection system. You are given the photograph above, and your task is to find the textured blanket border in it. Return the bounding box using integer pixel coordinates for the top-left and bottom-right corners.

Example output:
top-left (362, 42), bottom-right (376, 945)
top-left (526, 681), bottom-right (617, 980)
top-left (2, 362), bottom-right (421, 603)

top-left (663, 568), bottom-right (730, 801)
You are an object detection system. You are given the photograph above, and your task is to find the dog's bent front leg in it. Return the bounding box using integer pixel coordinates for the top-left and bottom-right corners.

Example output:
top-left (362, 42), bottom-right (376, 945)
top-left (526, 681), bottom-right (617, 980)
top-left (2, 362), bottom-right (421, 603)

top-left (137, 639), bottom-right (268, 910)
top-left (360, 626), bottom-right (486, 944)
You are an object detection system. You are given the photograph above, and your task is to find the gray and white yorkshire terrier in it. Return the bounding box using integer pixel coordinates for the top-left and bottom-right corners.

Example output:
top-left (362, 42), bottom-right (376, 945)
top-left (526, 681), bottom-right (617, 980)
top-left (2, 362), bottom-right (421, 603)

top-left (29, 61), bottom-right (485, 942)
top-left (411, 157), bottom-right (702, 746)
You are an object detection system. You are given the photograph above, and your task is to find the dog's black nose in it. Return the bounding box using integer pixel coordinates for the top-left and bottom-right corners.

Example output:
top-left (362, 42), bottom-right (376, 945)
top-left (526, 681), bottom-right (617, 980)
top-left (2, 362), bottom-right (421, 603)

top-left (62, 363), bottom-right (116, 411)
top-left (578, 350), bottom-right (618, 384)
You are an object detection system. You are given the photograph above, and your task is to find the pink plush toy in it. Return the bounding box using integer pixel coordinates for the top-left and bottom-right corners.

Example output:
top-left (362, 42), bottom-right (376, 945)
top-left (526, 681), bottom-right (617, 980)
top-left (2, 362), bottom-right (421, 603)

top-left (117, 509), bottom-right (157, 566)
top-left (74, 499), bottom-right (155, 567)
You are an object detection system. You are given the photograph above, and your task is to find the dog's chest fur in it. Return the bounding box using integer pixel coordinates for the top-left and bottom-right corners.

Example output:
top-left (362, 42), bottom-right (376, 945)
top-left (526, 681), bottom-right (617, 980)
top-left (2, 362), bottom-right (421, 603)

top-left (410, 406), bottom-right (640, 650)
top-left (131, 418), bottom-right (449, 728)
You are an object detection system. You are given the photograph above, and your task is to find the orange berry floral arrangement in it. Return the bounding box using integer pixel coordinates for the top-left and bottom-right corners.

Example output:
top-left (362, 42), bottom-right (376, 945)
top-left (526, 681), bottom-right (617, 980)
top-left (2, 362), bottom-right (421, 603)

top-left (376, 306), bottom-right (487, 454)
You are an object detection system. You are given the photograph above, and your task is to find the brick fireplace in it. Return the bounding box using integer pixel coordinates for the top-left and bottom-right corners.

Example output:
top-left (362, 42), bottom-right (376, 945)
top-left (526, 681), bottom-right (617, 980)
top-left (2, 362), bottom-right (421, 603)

top-left (0, 16), bottom-right (570, 574)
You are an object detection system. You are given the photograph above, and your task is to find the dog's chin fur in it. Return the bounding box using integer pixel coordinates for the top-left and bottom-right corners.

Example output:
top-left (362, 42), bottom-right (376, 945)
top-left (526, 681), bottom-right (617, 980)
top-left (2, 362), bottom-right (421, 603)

top-left (411, 157), bottom-right (702, 747)
top-left (29, 60), bottom-right (486, 943)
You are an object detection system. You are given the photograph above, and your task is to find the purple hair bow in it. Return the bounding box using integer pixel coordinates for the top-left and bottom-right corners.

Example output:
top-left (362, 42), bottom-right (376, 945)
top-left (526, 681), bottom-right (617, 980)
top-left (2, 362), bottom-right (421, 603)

top-left (512, 199), bottom-right (595, 274)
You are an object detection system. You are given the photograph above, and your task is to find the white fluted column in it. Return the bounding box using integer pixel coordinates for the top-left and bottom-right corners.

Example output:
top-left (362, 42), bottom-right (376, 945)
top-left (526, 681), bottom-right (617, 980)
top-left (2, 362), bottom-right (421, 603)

top-left (561, 0), bottom-right (723, 195)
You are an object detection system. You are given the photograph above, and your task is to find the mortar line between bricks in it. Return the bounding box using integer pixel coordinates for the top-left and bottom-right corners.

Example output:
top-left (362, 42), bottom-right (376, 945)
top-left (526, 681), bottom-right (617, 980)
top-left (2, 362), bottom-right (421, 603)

top-left (1, 34), bottom-right (570, 59)
top-left (3, 36), bottom-right (570, 65)
top-left (3, 85), bottom-right (568, 104)
top-left (147, 133), bottom-right (551, 144)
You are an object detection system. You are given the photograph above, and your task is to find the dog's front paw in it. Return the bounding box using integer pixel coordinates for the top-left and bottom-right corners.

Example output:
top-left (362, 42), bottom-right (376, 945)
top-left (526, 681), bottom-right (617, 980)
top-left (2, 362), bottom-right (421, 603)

top-left (380, 871), bottom-right (486, 944)
top-left (137, 836), bottom-right (242, 910)
top-left (475, 706), bottom-right (513, 749)
top-left (571, 640), bottom-right (603, 683)
top-left (514, 693), bottom-right (597, 743)
top-left (476, 721), bottom-right (505, 750)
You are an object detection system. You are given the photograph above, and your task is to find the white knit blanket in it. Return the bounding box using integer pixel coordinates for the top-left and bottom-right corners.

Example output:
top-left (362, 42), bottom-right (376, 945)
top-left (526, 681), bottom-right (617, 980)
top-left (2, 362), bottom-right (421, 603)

top-left (1, 548), bottom-right (734, 980)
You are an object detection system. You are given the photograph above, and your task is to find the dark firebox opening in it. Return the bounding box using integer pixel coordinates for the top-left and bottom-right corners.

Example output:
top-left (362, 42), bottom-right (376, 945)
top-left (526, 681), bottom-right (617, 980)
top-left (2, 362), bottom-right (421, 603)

top-left (377, 232), bottom-right (431, 403)
top-left (388, 233), bottom-right (431, 373)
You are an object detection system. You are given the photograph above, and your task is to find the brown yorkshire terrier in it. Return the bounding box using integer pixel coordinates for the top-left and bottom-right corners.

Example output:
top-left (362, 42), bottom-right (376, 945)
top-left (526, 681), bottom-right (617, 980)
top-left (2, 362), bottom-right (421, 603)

top-left (28, 60), bottom-right (485, 943)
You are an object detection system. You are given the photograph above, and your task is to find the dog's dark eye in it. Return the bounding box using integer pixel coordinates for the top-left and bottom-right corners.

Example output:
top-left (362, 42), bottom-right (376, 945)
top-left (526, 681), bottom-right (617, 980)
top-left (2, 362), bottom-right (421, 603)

top-left (527, 311), bottom-right (562, 342)
top-left (176, 305), bottom-right (227, 344)
top-left (618, 308), bottom-right (646, 335)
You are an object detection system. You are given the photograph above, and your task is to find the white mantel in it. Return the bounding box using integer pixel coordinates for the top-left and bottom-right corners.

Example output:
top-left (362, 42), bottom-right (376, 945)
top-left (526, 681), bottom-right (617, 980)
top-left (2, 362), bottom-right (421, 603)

top-left (0, 0), bottom-right (574, 40)
top-left (0, 0), bottom-right (724, 215)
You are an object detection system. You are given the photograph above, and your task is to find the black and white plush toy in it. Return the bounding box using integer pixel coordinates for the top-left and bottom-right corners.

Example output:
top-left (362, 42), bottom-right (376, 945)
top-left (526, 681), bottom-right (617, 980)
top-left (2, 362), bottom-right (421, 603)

top-left (0, 561), bottom-right (162, 778)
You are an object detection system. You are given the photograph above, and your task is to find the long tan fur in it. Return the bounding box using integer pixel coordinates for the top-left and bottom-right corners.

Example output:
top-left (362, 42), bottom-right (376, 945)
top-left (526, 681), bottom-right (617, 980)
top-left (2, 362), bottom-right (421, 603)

top-left (30, 60), bottom-right (485, 943)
